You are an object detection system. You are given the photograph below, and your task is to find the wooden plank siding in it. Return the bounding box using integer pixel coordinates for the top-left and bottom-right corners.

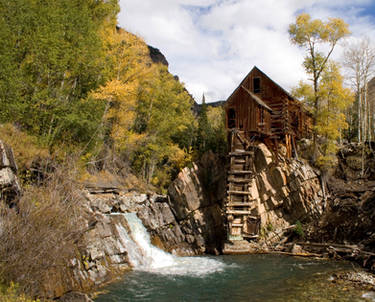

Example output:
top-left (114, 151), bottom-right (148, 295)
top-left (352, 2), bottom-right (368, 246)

top-left (225, 88), bottom-right (272, 136)
top-left (225, 66), bottom-right (312, 142)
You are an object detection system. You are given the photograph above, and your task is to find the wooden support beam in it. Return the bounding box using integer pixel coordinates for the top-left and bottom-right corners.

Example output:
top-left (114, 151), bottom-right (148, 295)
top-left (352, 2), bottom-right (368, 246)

top-left (234, 159), bottom-right (246, 164)
top-left (226, 202), bottom-right (254, 206)
top-left (228, 170), bottom-right (253, 175)
top-left (226, 210), bottom-right (253, 215)
top-left (228, 151), bottom-right (254, 156)
top-left (227, 178), bottom-right (253, 183)
top-left (227, 190), bottom-right (251, 195)
top-left (243, 234), bottom-right (259, 239)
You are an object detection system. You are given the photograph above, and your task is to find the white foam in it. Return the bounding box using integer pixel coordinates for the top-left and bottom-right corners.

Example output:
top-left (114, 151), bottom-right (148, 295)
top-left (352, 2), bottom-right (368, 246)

top-left (362, 292), bottom-right (375, 301)
top-left (116, 212), bottom-right (225, 277)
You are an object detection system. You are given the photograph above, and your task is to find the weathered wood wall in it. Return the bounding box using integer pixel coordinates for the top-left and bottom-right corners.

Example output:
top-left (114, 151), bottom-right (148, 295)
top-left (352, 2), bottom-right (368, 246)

top-left (225, 67), bottom-right (312, 141)
top-left (225, 87), bottom-right (271, 136)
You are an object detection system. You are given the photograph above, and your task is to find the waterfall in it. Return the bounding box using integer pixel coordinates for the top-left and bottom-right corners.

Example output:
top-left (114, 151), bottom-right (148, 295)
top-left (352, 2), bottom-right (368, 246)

top-left (115, 212), bottom-right (225, 277)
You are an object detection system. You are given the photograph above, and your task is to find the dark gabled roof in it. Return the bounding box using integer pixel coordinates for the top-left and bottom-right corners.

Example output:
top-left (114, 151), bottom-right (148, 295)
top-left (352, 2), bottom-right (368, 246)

top-left (225, 81), bottom-right (272, 111)
top-left (240, 86), bottom-right (272, 111)
top-left (226, 65), bottom-right (297, 106)
top-left (250, 66), bottom-right (296, 101)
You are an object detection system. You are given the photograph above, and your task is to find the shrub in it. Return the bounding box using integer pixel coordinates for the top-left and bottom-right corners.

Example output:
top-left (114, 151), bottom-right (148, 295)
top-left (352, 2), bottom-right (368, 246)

top-left (0, 162), bottom-right (86, 297)
top-left (294, 220), bottom-right (305, 238)
top-left (0, 282), bottom-right (39, 302)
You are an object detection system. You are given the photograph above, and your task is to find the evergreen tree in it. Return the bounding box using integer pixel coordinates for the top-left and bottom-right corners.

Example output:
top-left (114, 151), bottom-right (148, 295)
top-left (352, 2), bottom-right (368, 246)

top-left (196, 94), bottom-right (210, 155)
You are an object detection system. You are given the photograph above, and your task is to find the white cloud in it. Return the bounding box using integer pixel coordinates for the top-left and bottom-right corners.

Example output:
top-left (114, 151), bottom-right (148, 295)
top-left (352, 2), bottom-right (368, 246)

top-left (118, 0), bottom-right (375, 103)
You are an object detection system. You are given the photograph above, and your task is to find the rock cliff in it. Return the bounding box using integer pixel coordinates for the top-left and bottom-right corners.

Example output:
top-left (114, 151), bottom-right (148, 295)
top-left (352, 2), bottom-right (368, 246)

top-left (147, 45), bottom-right (169, 67)
top-left (307, 143), bottom-right (375, 271)
top-left (167, 151), bottom-right (226, 254)
top-left (250, 143), bottom-right (323, 231)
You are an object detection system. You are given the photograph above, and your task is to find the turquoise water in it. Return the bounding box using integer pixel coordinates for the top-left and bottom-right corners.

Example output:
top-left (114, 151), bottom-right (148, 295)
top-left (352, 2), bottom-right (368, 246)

top-left (95, 254), bottom-right (372, 302)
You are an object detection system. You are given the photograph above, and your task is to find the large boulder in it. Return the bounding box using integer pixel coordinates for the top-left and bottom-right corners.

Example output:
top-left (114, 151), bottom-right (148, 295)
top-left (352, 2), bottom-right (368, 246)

top-left (0, 140), bottom-right (21, 205)
top-left (254, 143), bottom-right (273, 172)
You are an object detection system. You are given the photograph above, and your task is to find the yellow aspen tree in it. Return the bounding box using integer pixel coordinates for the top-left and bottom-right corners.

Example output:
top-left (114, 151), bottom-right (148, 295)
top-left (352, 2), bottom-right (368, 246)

top-left (289, 13), bottom-right (350, 161)
top-left (293, 62), bottom-right (353, 168)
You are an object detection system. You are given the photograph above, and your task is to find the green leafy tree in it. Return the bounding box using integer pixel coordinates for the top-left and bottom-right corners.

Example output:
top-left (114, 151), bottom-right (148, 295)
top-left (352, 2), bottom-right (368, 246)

top-left (195, 96), bottom-right (227, 158)
top-left (133, 65), bottom-right (195, 188)
top-left (0, 0), bottom-right (119, 148)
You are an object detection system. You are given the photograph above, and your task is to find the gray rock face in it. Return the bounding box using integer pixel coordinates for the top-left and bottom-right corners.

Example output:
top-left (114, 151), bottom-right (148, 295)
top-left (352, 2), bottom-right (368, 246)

top-left (0, 140), bottom-right (21, 205)
top-left (72, 184), bottom-right (222, 292)
top-left (249, 143), bottom-right (323, 233)
top-left (147, 45), bottom-right (169, 67)
top-left (72, 150), bottom-right (227, 294)
top-left (167, 151), bottom-right (226, 254)
top-left (167, 163), bottom-right (204, 220)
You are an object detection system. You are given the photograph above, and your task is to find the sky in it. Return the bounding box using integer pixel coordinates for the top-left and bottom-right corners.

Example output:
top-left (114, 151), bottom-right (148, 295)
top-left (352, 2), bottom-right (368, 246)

top-left (118, 0), bottom-right (375, 103)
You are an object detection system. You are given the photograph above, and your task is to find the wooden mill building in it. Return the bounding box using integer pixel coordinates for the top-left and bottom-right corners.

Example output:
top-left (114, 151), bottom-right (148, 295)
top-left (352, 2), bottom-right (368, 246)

top-left (225, 66), bottom-right (311, 151)
top-left (224, 66), bottom-right (312, 244)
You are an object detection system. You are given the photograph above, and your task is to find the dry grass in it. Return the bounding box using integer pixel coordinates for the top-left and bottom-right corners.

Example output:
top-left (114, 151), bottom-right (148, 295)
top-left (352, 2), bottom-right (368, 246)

top-left (0, 124), bottom-right (49, 172)
top-left (0, 162), bottom-right (86, 298)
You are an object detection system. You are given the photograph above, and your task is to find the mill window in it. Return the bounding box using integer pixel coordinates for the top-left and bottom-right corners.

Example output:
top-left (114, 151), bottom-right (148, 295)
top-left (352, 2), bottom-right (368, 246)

top-left (253, 78), bottom-right (261, 93)
top-left (228, 108), bottom-right (236, 128)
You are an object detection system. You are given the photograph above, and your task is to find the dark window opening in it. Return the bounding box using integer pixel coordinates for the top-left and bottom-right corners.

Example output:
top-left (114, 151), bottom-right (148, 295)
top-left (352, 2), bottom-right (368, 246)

top-left (253, 78), bottom-right (261, 93)
top-left (260, 108), bottom-right (264, 124)
top-left (228, 108), bottom-right (236, 128)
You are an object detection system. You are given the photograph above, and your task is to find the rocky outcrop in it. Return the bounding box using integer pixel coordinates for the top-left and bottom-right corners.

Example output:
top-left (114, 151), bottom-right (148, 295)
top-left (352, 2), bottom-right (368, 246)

top-left (168, 144), bottom-right (323, 253)
top-left (223, 141), bottom-right (323, 254)
top-left (307, 143), bottom-right (375, 271)
top-left (0, 140), bottom-right (21, 206)
top-left (168, 151), bottom-right (226, 254)
top-left (63, 191), bottom-right (196, 294)
top-left (0, 139), bottom-right (325, 298)
top-left (249, 143), bottom-right (323, 231)
top-left (147, 45), bottom-right (169, 67)
top-left (55, 164), bottom-right (227, 297)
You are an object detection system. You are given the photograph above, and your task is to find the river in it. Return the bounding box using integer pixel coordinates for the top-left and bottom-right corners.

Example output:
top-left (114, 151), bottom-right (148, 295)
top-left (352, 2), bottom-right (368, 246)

top-left (95, 213), bottom-right (375, 302)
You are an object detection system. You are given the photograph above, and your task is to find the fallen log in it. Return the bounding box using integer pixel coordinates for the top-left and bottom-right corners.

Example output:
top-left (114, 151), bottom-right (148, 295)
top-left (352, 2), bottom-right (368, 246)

top-left (264, 250), bottom-right (324, 258)
top-left (291, 242), bottom-right (375, 257)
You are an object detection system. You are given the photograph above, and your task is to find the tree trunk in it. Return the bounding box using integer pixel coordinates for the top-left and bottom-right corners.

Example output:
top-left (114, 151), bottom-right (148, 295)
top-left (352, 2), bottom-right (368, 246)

top-left (312, 76), bottom-right (319, 163)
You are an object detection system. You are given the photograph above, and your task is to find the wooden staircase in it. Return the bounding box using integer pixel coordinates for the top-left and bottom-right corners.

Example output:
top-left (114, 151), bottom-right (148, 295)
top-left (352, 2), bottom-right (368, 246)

top-left (225, 130), bottom-right (260, 242)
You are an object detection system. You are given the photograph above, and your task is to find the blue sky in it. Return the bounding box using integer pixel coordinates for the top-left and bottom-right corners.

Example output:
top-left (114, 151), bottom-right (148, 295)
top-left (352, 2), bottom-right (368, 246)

top-left (118, 0), bottom-right (375, 103)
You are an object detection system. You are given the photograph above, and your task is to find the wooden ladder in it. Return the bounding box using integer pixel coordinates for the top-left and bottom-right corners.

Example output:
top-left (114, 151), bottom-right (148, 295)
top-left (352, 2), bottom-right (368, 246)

top-left (225, 130), bottom-right (259, 241)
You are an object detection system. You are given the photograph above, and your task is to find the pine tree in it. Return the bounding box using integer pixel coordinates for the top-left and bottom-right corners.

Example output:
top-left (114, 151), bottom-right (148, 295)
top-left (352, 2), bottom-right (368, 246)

top-left (196, 94), bottom-right (210, 155)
